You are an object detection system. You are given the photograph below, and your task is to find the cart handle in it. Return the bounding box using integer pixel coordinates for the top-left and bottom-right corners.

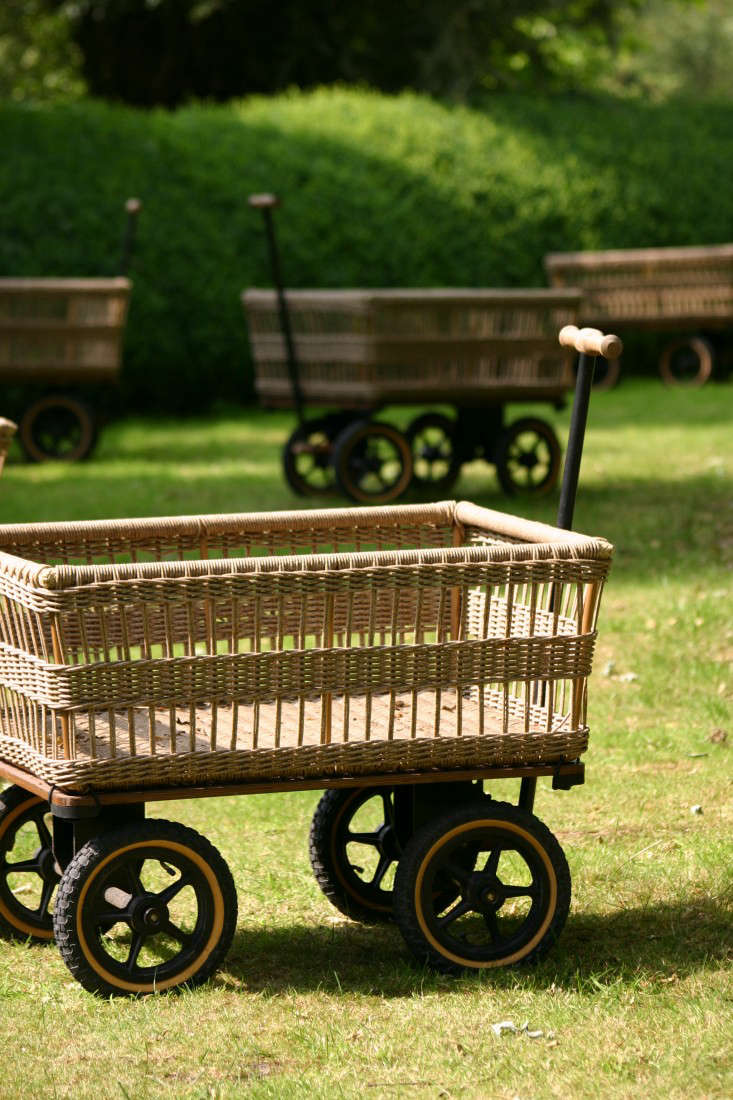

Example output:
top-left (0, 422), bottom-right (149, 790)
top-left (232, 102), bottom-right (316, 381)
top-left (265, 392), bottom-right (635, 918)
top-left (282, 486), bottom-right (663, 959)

top-left (559, 325), bottom-right (623, 360)
top-left (248, 193), bottom-right (280, 209)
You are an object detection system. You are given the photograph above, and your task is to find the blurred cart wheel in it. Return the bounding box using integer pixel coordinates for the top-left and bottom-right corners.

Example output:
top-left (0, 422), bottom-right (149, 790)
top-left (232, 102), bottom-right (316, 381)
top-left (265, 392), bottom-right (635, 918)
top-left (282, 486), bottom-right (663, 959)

top-left (282, 416), bottom-right (344, 496)
top-left (495, 417), bottom-right (561, 496)
top-left (53, 819), bottom-right (237, 997)
top-left (0, 785), bottom-right (59, 942)
top-left (406, 412), bottom-right (461, 493)
top-left (19, 393), bottom-right (97, 462)
top-left (658, 337), bottom-right (714, 386)
top-left (393, 801), bottom-right (570, 974)
top-left (309, 787), bottom-right (404, 923)
top-left (333, 420), bottom-right (413, 504)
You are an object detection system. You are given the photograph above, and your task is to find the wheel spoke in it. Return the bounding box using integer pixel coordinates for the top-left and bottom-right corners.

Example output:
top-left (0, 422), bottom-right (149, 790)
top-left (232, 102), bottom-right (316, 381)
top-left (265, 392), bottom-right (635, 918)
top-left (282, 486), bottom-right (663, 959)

top-left (381, 792), bottom-right (395, 827)
top-left (346, 830), bottom-right (381, 848)
top-left (370, 853), bottom-right (392, 888)
top-left (121, 863), bottom-right (144, 898)
top-left (502, 883), bottom-right (537, 899)
top-left (482, 907), bottom-right (501, 942)
top-left (96, 909), bottom-right (130, 929)
top-left (125, 931), bottom-right (147, 973)
top-left (155, 875), bottom-right (190, 906)
top-left (482, 848), bottom-right (501, 877)
top-left (162, 919), bottom-right (194, 946)
top-left (436, 897), bottom-right (472, 928)
top-left (4, 857), bottom-right (42, 874)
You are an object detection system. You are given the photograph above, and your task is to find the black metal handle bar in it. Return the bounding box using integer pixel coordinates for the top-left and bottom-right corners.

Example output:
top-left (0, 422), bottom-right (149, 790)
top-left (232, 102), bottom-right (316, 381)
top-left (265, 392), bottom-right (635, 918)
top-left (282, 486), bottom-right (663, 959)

top-left (556, 325), bottom-right (623, 531)
top-left (248, 192), bottom-right (305, 425)
top-left (119, 198), bottom-right (142, 276)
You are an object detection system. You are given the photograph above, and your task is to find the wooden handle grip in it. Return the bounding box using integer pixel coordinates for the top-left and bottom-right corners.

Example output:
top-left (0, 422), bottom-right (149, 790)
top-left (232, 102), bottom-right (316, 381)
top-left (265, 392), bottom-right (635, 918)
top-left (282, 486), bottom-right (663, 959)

top-left (125, 198), bottom-right (142, 213)
top-left (559, 325), bottom-right (623, 360)
top-left (248, 193), bottom-right (280, 209)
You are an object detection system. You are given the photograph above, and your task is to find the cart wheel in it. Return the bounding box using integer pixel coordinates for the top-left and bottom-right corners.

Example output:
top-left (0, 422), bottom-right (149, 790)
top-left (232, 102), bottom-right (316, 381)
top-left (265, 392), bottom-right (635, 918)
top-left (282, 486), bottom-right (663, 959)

top-left (658, 337), bottom-right (714, 387)
top-left (282, 416), bottom-right (343, 496)
top-left (309, 788), bottom-right (405, 923)
top-left (0, 785), bottom-right (59, 941)
top-left (19, 393), bottom-right (97, 462)
top-left (333, 420), bottom-right (413, 504)
top-left (393, 801), bottom-right (570, 974)
top-left (53, 819), bottom-right (237, 997)
top-left (494, 417), bottom-right (561, 496)
top-left (406, 412), bottom-right (461, 493)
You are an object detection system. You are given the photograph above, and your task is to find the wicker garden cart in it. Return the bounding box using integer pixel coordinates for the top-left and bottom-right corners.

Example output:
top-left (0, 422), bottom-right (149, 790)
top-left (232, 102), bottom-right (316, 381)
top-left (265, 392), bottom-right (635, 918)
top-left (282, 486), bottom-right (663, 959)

top-left (546, 242), bottom-right (733, 386)
top-left (0, 325), bottom-right (619, 995)
top-left (0, 199), bottom-right (140, 462)
top-left (244, 195), bottom-right (582, 505)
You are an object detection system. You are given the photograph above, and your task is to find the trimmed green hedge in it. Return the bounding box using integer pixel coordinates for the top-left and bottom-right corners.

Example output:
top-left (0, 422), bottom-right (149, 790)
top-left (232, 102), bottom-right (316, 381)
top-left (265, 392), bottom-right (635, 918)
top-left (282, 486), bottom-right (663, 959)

top-left (1, 88), bottom-right (732, 411)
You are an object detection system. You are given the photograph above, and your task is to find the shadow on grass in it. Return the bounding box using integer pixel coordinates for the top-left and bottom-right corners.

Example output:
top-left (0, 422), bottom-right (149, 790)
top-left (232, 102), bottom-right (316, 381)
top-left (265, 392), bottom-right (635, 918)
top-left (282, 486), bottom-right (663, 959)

top-left (221, 894), bottom-right (731, 998)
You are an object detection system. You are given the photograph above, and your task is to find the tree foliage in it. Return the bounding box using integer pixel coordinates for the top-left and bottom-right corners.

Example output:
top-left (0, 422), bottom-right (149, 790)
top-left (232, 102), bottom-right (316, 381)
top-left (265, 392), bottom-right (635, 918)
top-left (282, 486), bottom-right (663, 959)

top-left (46, 0), bottom-right (640, 106)
top-left (0, 0), bottom-right (84, 101)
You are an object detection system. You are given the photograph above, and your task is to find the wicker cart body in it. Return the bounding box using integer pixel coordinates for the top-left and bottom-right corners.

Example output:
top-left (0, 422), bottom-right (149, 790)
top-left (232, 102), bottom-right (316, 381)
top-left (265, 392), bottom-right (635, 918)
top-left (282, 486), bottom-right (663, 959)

top-left (0, 498), bottom-right (611, 990)
top-left (545, 243), bottom-right (733, 385)
top-left (0, 500), bottom-right (610, 793)
top-left (242, 288), bottom-right (582, 501)
top-left (0, 277), bottom-right (131, 460)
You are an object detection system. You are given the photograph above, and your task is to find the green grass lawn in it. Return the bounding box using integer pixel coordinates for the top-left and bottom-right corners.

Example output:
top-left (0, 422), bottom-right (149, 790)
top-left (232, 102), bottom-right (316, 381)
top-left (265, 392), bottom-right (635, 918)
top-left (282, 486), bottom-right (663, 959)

top-left (0, 379), bottom-right (730, 1099)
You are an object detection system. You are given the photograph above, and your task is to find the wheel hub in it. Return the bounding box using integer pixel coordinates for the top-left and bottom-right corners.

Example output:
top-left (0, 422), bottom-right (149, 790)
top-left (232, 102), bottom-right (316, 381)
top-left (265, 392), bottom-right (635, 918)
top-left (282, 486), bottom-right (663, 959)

top-left (375, 822), bottom-right (399, 861)
top-left (37, 846), bottom-right (59, 882)
top-left (467, 873), bottom-right (504, 910)
top-left (129, 894), bottom-right (169, 933)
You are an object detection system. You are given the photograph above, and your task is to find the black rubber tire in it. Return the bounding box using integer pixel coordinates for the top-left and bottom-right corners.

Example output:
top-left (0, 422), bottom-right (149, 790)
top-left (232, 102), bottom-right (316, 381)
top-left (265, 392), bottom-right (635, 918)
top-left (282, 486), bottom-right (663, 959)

top-left (393, 800), bottom-right (570, 974)
top-left (333, 419), bottom-right (413, 504)
top-left (658, 337), bottom-right (714, 387)
top-left (282, 415), bottom-right (353, 496)
top-left (405, 412), bottom-right (461, 493)
top-left (309, 787), bottom-right (404, 923)
top-left (494, 417), bottom-right (561, 496)
top-left (53, 819), bottom-right (237, 997)
top-left (0, 785), bottom-right (59, 942)
top-left (19, 393), bottom-right (97, 463)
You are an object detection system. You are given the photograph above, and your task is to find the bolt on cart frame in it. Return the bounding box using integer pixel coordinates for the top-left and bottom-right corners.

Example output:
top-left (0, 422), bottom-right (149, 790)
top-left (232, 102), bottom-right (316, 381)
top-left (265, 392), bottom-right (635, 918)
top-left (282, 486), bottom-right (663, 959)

top-left (244, 194), bottom-right (582, 504)
top-left (0, 324), bottom-right (620, 994)
top-left (0, 199), bottom-right (140, 462)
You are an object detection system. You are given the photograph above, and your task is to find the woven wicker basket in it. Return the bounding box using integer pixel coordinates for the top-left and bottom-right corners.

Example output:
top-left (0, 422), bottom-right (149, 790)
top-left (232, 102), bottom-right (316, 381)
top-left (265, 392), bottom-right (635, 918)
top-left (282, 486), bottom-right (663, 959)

top-left (0, 278), bottom-right (130, 383)
top-left (0, 501), bottom-right (612, 793)
top-left (545, 244), bottom-right (733, 328)
top-left (243, 289), bottom-right (582, 407)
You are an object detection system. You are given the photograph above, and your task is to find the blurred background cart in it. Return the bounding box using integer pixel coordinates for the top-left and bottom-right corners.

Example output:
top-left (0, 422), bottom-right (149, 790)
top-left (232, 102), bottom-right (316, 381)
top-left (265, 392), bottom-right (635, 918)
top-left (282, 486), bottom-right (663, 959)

top-left (545, 242), bottom-right (733, 387)
top-left (0, 199), bottom-right (140, 462)
top-left (244, 195), bottom-right (581, 505)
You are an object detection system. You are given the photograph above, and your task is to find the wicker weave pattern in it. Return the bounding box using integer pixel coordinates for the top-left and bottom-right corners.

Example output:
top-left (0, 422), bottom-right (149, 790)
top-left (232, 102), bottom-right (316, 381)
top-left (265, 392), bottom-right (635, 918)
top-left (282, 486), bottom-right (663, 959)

top-left (545, 245), bottom-right (733, 328)
top-left (243, 289), bottom-right (582, 406)
top-left (0, 279), bottom-right (130, 383)
top-left (0, 501), bottom-right (612, 792)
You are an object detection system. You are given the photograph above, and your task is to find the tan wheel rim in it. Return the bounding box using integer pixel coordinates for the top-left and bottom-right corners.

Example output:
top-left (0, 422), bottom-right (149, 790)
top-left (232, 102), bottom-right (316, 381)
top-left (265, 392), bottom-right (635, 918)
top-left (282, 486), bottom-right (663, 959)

top-left (413, 817), bottom-right (558, 968)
